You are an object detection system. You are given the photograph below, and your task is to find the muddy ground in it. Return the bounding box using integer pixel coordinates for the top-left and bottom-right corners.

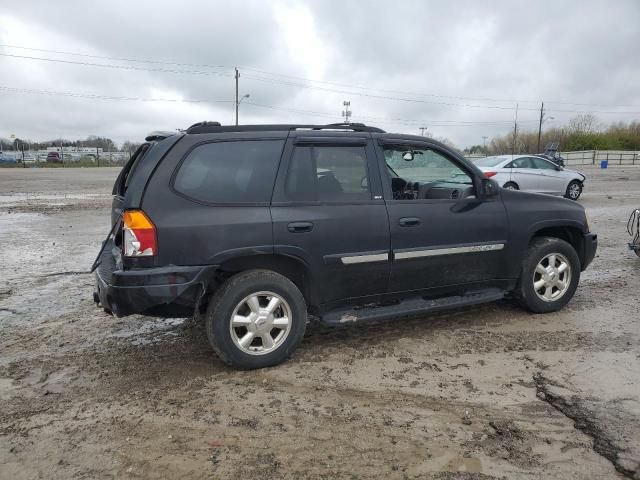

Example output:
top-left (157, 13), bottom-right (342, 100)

top-left (0, 166), bottom-right (639, 479)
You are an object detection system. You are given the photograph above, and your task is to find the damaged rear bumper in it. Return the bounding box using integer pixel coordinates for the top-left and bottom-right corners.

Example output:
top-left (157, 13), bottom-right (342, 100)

top-left (94, 242), bottom-right (216, 317)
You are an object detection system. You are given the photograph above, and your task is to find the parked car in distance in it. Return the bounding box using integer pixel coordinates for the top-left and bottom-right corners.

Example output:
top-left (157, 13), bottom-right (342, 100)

top-left (0, 152), bottom-right (17, 164)
top-left (93, 122), bottom-right (597, 369)
top-left (46, 151), bottom-right (62, 163)
top-left (473, 155), bottom-right (585, 200)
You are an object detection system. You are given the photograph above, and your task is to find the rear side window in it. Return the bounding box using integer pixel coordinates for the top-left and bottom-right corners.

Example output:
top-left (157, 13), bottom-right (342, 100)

top-left (113, 143), bottom-right (151, 195)
top-left (509, 157), bottom-right (532, 169)
top-left (285, 145), bottom-right (370, 202)
top-left (173, 140), bottom-right (284, 204)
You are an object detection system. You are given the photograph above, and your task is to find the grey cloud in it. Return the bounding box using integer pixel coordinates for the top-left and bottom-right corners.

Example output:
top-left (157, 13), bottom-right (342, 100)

top-left (1, 0), bottom-right (639, 147)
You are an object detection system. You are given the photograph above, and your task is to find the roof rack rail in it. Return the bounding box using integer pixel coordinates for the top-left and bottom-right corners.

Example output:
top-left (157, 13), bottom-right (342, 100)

top-left (184, 122), bottom-right (385, 134)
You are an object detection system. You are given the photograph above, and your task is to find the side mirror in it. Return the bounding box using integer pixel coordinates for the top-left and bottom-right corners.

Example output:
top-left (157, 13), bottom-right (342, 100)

top-left (482, 178), bottom-right (500, 198)
top-left (402, 151), bottom-right (414, 162)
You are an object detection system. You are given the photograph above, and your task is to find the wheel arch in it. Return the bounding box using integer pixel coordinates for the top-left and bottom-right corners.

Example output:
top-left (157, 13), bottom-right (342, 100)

top-left (199, 254), bottom-right (317, 315)
top-left (530, 225), bottom-right (587, 270)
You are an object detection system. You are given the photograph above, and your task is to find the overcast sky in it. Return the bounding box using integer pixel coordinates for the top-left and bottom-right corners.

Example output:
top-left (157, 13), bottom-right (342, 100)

top-left (1, 0), bottom-right (639, 148)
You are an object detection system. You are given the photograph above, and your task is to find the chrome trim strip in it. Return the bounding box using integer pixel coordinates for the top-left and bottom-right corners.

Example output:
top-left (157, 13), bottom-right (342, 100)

top-left (340, 253), bottom-right (389, 264)
top-left (395, 243), bottom-right (505, 260)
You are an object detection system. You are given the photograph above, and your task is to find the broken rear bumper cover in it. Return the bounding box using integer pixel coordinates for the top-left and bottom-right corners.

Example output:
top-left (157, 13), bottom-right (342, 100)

top-left (94, 242), bottom-right (216, 317)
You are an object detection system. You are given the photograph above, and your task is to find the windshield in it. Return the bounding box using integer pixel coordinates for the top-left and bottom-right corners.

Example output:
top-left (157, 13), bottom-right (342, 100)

top-left (473, 156), bottom-right (505, 167)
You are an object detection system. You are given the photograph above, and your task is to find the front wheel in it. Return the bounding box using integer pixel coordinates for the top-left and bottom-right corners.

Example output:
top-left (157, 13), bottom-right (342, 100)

top-left (565, 180), bottom-right (582, 200)
top-left (515, 237), bottom-right (581, 313)
top-left (503, 181), bottom-right (519, 190)
top-left (205, 269), bottom-right (307, 369)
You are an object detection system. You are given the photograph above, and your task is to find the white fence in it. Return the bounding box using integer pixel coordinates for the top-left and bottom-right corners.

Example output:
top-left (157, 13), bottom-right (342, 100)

top-left (465, 150), bottom-right (640, 166)
top-left (561, 150), bottom-right (640, 166)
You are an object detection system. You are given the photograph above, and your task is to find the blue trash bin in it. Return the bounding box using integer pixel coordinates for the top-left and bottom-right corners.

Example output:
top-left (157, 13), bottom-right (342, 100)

top-left (600, 160), bottom-right (608, 169)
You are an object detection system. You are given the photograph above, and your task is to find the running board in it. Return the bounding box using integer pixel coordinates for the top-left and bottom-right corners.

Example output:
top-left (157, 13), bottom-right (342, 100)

top-left (320, 289), bottom-right (505, 326)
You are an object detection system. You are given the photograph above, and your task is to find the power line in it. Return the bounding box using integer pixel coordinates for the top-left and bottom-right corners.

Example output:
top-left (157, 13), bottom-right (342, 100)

top-left (0, 52), bottom-right (233, 77)
top-left (0, 85), bottom-right (232, 104)
top-left (2, 44), bottom-right (639, 111)
top-left (0, 85), bottom-right (538, 127)
top-left (0, 43), bottom-right (228, 70)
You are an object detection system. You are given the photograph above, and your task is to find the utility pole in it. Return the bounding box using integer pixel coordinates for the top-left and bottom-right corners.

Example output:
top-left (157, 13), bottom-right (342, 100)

top-left (512, 104), bottom-right (519, 155)
top-left (482, 136), bottom-right (488, 149)
top-left (537, 101), bottom-right (544, 153)
top-left (96, 146), bottom-right (100, 167)
top-left (420, 127), bottom-right (428, 137)
top-left (235, 68), bottom-right (240, 126)
top-left (342, 101), bottom-right (352, 124)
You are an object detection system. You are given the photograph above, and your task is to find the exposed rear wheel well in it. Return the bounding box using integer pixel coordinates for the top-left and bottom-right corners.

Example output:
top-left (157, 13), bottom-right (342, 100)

top-left (531, 226), bottom-right (585, 268)
top-left (199, 255), bottom-right (316, 315)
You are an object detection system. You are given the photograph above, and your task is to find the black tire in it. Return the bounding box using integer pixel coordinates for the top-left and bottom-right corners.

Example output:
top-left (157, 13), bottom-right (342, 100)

top-left (205, 269), bottom-right (307, 369)
top-left (503, 181), bottom-right (519, 190)
top-left (565, 180), bottom-right (582, 200)
top-left (515, 237), bottom-right (581, 313)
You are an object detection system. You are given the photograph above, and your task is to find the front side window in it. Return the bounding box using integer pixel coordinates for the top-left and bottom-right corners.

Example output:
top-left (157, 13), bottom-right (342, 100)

top-left (531, 157), bottom-right (557, 170)
top-left (285, 145), bottom-right (370, 202)
top-left (173, 140), bottom-right (284, 203)
top-left (384, 146), bottom-right (473, 200)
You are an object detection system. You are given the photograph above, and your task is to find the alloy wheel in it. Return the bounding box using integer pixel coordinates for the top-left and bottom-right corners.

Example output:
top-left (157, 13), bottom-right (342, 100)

top-left (532, 253), bottom-right (572, 302)
top-left (229, 291), bottom-right (292, 355)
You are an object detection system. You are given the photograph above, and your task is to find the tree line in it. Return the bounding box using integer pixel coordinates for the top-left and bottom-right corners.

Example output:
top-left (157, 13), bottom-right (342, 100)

top-left (465, 114), bottom-right (640, 155)
top-left (0, 135), bottom-right (141, 153)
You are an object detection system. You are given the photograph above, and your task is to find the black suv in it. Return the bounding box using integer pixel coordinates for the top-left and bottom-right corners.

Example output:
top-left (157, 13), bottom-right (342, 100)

top-left (93, 122), bottom-right (597, 369)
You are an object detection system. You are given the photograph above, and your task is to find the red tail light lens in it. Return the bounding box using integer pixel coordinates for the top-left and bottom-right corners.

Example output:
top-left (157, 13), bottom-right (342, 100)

top-left (484, 171), bottom-right (497, 178)
top-left (122, 210), bottom-right (157, 257)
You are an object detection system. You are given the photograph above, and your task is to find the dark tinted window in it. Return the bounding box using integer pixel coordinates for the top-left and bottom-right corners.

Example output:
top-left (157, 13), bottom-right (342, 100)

top-left (174, 140), bottom-right (284, 203)
top-left (285, 146), bottom-right (370, 202)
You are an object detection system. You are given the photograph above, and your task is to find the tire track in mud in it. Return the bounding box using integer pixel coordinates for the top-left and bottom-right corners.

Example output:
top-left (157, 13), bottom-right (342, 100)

top-left (534, 372), bottom-right (639, 479)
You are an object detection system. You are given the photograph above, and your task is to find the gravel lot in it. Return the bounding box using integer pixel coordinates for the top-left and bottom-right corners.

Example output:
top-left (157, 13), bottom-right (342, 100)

top-left (1, 166), bottom-right (639, 479)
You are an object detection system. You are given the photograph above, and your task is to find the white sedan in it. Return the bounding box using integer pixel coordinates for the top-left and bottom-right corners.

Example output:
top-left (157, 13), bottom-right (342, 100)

top-left (473, 155), bottom-right (586, 200)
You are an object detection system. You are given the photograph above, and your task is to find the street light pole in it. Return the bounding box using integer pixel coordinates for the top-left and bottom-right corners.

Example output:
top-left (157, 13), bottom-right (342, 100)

top-left (537, 101), bottom-right (544, 153)
top-left (420, 127), bottom-right (427, 136)
top-left (235, 68), bottom-right (239, 126)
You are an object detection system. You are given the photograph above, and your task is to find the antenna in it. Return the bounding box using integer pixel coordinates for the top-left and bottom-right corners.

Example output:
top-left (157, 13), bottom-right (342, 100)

top-left (341, 100), bottom-right (352, 124)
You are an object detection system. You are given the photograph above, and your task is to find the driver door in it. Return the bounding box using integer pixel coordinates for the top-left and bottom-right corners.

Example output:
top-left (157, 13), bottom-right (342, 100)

top-left (530, 157), bottom-right (566, 195)
top-left (376, 140), bottom-right (510, 295)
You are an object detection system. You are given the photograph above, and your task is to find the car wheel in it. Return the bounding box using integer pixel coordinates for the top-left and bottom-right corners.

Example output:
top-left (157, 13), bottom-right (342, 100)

top-left (515, 237), bottom-right (580, 313)
top-left (565, 180), bottom-right (582, 200)
top-left (205, 269), bottom-right (307, 369)
top-left (503, 182), bottom-right (519, 190)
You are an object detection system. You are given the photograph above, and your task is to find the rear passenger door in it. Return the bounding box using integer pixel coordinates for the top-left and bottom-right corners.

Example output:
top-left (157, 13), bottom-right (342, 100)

top-left (271, 135), bottom-right (391, 306)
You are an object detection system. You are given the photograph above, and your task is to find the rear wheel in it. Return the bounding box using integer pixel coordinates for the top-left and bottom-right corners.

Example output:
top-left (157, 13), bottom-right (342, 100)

top-left (503, 181), bottom-right (519, 190)
top-left (205, 269), bottom-right (307, 369)
top-left (515, 237), bottom-right (580, 313)
top-left (565, 180), bottom-right (582, 200)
